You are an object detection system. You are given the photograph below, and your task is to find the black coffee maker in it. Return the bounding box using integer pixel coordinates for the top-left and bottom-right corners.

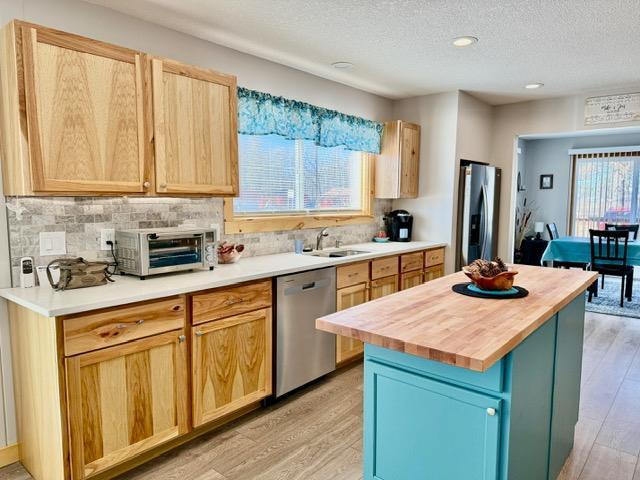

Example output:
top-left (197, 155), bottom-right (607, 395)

top-left (384, 210), bottom-right (413, 242)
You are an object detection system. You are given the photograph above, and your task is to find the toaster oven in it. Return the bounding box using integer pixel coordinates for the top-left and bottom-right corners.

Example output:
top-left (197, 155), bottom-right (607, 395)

top-left (115, 227), bottom-right (217, 279)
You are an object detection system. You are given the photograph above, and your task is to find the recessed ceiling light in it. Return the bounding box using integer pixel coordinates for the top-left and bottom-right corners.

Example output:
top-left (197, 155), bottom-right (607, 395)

top-left (452, 36), bottom-right (478, 47)
top-left (331, 61), bottom-right (353, 69)
top-left (525, 83), bottom-right (544, 89)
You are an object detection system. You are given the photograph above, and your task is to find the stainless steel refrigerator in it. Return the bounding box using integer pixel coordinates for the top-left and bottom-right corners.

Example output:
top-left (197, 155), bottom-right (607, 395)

top-left (456, 163), bottom-right (501, 270)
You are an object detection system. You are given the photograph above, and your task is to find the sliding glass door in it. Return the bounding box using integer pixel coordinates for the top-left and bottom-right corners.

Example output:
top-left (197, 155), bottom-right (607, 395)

top-left (571, 151), bottom-right (640, 236)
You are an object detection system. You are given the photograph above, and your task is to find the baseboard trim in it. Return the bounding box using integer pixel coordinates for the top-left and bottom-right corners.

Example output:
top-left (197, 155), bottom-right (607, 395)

top-left (0, 443), bottom-right (19, 468)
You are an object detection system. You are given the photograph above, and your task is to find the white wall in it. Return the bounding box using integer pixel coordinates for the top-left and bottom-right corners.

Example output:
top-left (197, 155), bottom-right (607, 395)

top-left (491, 87), bottom-right (640, 261)
top-left (392, 92), bottom-right (460, 273)
top-left (0, 0), bottom-right (394, 450)
top-left (521, 132), bottom-right (640, 239)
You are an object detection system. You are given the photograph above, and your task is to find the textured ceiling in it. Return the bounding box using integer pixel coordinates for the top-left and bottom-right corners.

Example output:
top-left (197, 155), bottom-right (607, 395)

top-left (85, 0), bottom-right (640, 104)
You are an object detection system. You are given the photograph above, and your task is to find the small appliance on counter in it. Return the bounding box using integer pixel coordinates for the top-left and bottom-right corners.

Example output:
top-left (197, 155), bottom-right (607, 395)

top-left (115, 227), bottom-right (217, 279)
top-left (19, 257), bottom-right (35, 288)
top-left (384, 210), bottom-right (413, 242)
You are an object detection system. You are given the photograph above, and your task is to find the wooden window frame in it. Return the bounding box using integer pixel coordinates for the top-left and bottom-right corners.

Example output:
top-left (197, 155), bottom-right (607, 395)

top-left (223, 153), bottom-right (375, 234)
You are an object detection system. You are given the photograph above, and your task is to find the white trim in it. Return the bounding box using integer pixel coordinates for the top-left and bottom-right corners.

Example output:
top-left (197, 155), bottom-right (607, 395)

top-left (568, 145), bottom-right (640, 155)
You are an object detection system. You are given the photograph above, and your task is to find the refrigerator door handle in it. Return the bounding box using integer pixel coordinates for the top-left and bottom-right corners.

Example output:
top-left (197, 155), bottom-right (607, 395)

top-left (480, 184), bottom-right (489, 259)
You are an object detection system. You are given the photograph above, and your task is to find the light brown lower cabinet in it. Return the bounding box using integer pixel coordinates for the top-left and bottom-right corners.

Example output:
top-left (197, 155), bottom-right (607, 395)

top-left (192, 308), bottom-right (272, 427)
top-left (400, 269), bottom-right (424, 290)
top-left (336, 282), bottom-right (369, 364)
top-left (65, 329), bottom-right (189, 479)
top-left (370, 275), bottom-right (398, 300)
top-left (424, 264), bottom-right (445, 282)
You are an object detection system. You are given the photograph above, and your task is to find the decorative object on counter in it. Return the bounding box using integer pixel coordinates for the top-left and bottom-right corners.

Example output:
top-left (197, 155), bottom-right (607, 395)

top-left (372, 230), bottom-right (390, 242)
top-left (463, 258), bottom-right (519, 291)
top-left (452, 282), bottom-right (529, 299)
top-left (540, 174), bottom-right (554, 189)
top-left (46, 257), bottom-right (113, 291)
top-left (237, 87), bottom-right (384, 153)
top-left (217, 242), bottom-right (245, 264)
top-left (294, 239), bottom-right (304, 254)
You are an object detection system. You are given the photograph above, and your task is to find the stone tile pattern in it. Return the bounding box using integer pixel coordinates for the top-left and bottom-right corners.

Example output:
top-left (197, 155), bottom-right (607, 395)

top-left (6, 197), bottom-right (392, 286)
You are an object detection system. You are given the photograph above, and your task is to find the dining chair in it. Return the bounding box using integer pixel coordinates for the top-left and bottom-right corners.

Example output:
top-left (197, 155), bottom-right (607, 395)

top-left (588, 229), bottom-right (633, 307)
top-left (605, 223), bottom-right (639, 240)
top-left (546, 222), bottom-right (590, 270)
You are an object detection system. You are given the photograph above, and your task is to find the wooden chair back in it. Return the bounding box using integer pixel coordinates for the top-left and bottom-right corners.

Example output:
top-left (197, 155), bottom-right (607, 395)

top-left (589, 229), bottom-right (630, 267)
top-left (547, 223), bottom-right (560, 240)
top-left (605, 223), bottom-right (639, 241)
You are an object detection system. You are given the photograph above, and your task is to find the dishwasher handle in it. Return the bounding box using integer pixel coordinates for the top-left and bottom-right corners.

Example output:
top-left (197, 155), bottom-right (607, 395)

top-left (284, 278), bottom-right (331, 296)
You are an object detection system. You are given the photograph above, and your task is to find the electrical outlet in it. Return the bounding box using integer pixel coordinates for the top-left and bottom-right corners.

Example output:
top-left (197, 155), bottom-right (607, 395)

top-left (100, 228), bottom-right (115, 251)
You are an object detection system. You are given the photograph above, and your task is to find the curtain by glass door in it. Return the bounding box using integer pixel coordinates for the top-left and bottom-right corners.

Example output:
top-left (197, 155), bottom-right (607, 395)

top-left (571, 151), bottom-right (640, 236)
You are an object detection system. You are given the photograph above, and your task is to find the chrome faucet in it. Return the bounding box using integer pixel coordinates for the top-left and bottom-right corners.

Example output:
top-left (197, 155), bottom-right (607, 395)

top-left (316, 227), bottom-right (329, 250)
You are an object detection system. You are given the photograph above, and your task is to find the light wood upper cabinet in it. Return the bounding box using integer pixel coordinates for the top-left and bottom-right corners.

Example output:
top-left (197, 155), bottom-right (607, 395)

top-left (192, 308), bottom-right (272, 427)
top-left (151, 57), bottom-right (238, 195)
top-left (375, 120), bottom-right (420, 199)
top-left (65, 330), bottom-right (189, 479)
top-left (0, 21), bottom-right (147, 195)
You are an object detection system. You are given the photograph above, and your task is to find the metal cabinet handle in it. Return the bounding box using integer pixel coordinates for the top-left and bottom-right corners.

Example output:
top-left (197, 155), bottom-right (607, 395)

top-left (143, 181), bottom-right (151, 189)
top-left (136, 319), bottom-right (145, 325)
top-left (226, 297), bottom-right (246, 306)
top-left (195, 331), bottom-right (204, 337)
top-left (178, 335), bottom-right (186, 343)
top-left (486, 408), bottom-right (496, 416)
top-left (116, 323), bottom-right (126, 329)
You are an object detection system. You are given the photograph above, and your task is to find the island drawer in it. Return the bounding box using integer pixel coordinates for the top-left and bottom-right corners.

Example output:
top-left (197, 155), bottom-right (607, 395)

top-left (371, 256), bottom-right (399, 280)
top-left (191, 279), bottom-right (272, 325)
top-left (337, 261), bottom-right (370, 289)
top-left (400, 252), bottom-right (424, 273)
top-left (365, 344), bottom-right (504, 393)
top-left (63, 296), bottom-right (186, 356)
top-left (425, 248), bottom-right (445, 267)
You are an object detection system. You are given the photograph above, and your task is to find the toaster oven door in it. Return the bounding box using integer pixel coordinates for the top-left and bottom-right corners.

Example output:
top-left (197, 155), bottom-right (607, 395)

top-left (143, 233), bottom-right (205, 275)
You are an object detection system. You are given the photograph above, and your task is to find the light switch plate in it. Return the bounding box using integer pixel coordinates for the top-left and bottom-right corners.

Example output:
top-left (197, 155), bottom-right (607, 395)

top-left (39, 231), bottom-right (66, 256)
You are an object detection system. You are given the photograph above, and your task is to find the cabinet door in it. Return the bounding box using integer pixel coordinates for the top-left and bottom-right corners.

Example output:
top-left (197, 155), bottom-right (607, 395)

top-left (21, 25), bottom-right (146, 194)
top-left (336, 283), bottom-right (369, 364)
top-left (370, 275), bottom-right (398, 300)
top-left (400, 270), bottom-right (423, 290)
top-left (424, 265), bottom-right (445, 283)
top-left (192, 308), bottom-right (272, 427)
top-left (66, 330), bottom-right (188, 479)
top-left (399, 122), bottom-right (420, 198)
top-left (365, 359), bottom-right (500, 480)
top-left (151, 58), bottom-right (238, 195)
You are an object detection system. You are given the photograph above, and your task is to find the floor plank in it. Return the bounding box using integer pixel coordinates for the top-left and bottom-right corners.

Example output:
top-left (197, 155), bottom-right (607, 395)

top-left (2, 313), bottom-right (640, 480)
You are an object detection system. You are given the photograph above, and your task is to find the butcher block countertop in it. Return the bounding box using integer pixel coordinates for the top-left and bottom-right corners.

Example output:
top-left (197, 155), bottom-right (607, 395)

top-left (316, 265), bottom-right (597, 372)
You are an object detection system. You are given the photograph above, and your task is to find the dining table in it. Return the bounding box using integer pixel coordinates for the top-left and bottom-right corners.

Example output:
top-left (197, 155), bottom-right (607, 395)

top-left (540, 236), bottom-right (640, 266)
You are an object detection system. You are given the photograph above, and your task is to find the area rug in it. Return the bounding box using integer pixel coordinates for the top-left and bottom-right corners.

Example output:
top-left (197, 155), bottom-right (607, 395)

top-left (585, 275), bottom-right (640, 319)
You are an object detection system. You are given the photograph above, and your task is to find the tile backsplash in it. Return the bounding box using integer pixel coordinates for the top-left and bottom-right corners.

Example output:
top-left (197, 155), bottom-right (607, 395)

top-left (6, 196), bottom-right (392, 285)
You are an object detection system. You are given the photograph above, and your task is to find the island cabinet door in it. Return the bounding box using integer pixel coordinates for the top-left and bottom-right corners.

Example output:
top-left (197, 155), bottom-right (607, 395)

top-left (20, 25), bottom-right (147, 194)
top-left (336, 283), bottom-right (369, 365)
top-left (192, 308), bottom-right (272, 427)
top-left (65, 330), bottom-right (189, 480)
top-left (151, 57), bottom-right (238, 195)
top-left (364, 360), bottom-right (501, 480)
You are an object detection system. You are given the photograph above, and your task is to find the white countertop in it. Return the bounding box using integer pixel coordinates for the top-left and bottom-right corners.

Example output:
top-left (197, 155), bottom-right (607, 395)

top-left (0, 241), bottom-right (446, 317)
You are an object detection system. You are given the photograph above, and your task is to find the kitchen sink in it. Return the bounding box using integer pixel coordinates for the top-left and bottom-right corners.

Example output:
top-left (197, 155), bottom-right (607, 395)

top-left (307, 249), bottom-right (370, 258)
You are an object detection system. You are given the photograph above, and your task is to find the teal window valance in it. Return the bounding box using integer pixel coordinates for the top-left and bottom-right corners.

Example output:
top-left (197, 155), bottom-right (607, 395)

top-left (237, 87), bottom-right (384, 154)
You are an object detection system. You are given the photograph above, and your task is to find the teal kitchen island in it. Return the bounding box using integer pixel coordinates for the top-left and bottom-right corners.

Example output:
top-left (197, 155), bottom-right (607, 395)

top-left (316, 265), bottom-right (596, 480)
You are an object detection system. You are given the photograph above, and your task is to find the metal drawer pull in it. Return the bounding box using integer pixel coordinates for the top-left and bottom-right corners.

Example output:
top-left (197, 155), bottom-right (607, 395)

top-left (486, 408), bottom-right (496, 416)
top-left (136, 319), bottom-right (145, 325)
top-left (116, 323), bottom-right (126, 329)
top-left (195, 331), bottom-right (204, 337)
top-left (226, 297), bottom-right (247, 306)
top-left (178, 335), bottom-right (186, 343)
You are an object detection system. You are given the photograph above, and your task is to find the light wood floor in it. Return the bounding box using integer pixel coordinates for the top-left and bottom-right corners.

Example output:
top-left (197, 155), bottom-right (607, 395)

top-left (3, 311), bottom-right (640, 480)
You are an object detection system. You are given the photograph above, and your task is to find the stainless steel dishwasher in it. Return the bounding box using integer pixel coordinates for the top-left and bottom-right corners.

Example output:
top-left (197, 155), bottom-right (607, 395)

top-left (276, 267), bottom-right (336, 397)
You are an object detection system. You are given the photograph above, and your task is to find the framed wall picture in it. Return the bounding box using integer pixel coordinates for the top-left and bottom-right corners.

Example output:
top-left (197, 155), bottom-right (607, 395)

top-left (540, 174), bottom-right (553, 190)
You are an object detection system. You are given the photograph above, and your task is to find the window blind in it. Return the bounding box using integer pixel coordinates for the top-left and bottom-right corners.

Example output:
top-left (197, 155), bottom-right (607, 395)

top-left (571, 151), bottom-right (640, 236)
top-left (234, 134), bottom-right (363, 215)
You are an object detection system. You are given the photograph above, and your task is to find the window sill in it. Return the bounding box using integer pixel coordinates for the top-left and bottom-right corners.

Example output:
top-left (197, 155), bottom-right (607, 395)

top-left (223, 212), bottom-right (375, 234)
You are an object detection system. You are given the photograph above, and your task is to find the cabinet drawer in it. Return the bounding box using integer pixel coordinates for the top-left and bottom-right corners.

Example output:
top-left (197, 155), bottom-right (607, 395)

top-left (401, 252), bottom-right (424, 272)
top-left (63, 297), bottom-right (186, 357)
top-left (425, 248), bottom-right (445, 267)
top-left (371, 256), bottom-right (399, 280)
top-left (192, 279), bottom-right (272, 325)
top-left (337, 262), bottom-right (370, 289)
